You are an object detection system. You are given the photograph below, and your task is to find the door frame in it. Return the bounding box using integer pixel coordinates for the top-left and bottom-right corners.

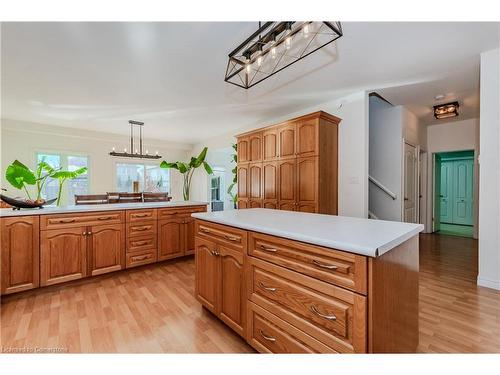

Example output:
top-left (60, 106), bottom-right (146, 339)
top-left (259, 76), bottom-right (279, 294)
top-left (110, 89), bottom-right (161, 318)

top-left (431, 149), bottom-right (475, 234)
top-left (401, 139), bottom-right (420, 223)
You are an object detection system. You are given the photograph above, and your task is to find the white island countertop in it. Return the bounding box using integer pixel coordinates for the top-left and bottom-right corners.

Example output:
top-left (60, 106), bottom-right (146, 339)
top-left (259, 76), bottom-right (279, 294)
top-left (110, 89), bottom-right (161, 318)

top-left (192, 208), bottom-right (424, 258)
top-left (0, 201), bottom-right (208, 217)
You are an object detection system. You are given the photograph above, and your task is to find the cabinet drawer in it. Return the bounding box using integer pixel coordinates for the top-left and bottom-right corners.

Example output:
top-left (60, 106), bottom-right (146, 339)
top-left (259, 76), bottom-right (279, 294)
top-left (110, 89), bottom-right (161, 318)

top-left (247, 301), bottom-right (337, 353)
top-left (158, 205), bottom-right (206, 219)
top-left (127, 221), bottom-right (157, 237)
top-left (248, 258), bottom-right (366, 353)
top-left (249, 232), bottom-right (367, 294)
top-left (41, 211), bottom-right (124, 230)
top-left (195, 220), bottom-right (247, 251)
top-left (127, 209), bottom-right (157, 222)
top-left (126, 249), bottom-right (157, 268)
top-left (127, 235), bottom-right (157, 253)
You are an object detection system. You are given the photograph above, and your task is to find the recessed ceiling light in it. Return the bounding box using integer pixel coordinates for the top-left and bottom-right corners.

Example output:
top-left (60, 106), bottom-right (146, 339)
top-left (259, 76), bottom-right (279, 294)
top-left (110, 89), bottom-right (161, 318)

top-left (433, 101), bottom-right (459, 119)
top-left (434, 94), bottom-right (445, 101)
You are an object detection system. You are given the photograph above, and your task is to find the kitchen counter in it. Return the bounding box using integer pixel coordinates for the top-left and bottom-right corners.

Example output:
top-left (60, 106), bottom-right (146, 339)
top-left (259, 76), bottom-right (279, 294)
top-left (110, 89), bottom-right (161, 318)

top-left (192, 208), bottom-right (423, 257)
top-left (0, 200), bottom-right (208, 217)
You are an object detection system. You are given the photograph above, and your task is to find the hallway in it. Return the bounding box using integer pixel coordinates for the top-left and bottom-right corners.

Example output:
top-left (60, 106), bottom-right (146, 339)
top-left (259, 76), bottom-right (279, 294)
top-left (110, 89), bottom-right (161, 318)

top-left (418, 234), bottom-right (500, 352)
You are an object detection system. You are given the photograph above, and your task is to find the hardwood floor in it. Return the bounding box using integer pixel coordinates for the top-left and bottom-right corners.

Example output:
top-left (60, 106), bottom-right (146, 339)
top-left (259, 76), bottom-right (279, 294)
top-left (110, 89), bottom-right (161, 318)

top-left (418, 234), bottom-right (500, 353)
top-left (1, 234), bottom-right (499, 353)
top-left (0, 257), bottom-right (254, 353)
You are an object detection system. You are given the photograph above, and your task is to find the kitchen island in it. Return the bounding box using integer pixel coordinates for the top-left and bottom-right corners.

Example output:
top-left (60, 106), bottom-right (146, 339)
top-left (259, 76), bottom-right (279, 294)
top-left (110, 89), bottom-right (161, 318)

top-left (0, 201), bottom-right (207, 295)
top-left (192, 208), bottom-right (424, 354)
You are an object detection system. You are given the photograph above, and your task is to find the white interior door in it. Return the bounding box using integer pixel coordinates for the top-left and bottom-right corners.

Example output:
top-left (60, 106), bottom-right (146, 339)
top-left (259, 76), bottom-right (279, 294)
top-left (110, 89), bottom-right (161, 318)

top-left (404, 142), bottom-right (418, 223)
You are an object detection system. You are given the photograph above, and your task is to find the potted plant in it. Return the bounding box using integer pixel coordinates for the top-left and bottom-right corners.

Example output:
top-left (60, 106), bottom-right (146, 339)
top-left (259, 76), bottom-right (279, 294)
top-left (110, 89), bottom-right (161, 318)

top-left (52, 167), bottom-right (88, 206)
top-left (160, 147), bottom-right (213, 201)
top-left (226, 143), bottom-right (238, 209)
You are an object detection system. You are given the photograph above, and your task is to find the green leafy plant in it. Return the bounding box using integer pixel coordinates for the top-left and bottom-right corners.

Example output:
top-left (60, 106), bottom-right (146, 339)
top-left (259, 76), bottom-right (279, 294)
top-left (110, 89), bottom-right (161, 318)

top-left (35, 159), bottom-right (58, 200)
top-left (5, 160), bottom-right (37, 200)
top-left (226, 143), bottom-right (237, 208)
top-left (52, 167), bottom-right (88, 206)
top-left (160, 147), bottom-right (213, 200)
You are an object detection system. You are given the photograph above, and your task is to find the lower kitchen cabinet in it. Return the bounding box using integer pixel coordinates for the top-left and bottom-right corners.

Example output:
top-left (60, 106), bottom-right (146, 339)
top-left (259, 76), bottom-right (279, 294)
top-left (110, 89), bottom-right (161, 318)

top-left (88, 224), bottom-right (125, 276)
top-left (195, 237), bottom-right (246, 336)
top-left (184, 216), bottom-right (196, 255)
top-left (1, 216), bottom-right (40, 294)
top-left (40, 227), bottom-right (88, 286)
top-left (195, 237), bottom-right (219, 313)
top-left (158, 217), bottom-right (184, 260)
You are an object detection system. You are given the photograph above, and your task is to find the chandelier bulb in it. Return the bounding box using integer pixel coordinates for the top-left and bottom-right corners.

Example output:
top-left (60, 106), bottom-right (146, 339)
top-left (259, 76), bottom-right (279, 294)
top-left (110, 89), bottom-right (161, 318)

top-left (246, 63), bottom-right (251, 74)
top-left (285, 36), bottom-right (292, 50)
top-left (112, 147), bottom-right (115, 152)
top-left (271, 47), bottom-right (277, 59)
top-left (303, 24), bottom-right (309, 38)
top-left (257, 56), bottom-right (262, 67)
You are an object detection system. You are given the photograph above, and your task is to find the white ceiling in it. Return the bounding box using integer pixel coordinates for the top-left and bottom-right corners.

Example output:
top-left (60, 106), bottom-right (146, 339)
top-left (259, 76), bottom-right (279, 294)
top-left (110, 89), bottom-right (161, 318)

top-left (2, 22), bottom-right (499, 143)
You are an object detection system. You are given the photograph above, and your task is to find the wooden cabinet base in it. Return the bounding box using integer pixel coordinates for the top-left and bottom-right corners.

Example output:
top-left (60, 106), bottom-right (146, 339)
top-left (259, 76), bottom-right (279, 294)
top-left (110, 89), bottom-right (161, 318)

top-left (194, 219), bottom-right (419, 354)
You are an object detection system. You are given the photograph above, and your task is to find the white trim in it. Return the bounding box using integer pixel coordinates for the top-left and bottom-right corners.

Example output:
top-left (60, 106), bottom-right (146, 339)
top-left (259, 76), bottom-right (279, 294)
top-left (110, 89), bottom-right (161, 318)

top-left (368, 175), bottom-right (397, 200)
top-left (477, 276), bottom-right (500, 290)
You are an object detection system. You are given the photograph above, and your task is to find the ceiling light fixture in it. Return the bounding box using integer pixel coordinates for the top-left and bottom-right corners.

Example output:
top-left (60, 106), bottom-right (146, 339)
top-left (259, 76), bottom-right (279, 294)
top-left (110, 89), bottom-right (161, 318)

top-left (433, 101), bottom-right (459, 119)
top-left (224, 21), bottom-right (343, 89)
top-left (109, 120), bottom-right (161, 159)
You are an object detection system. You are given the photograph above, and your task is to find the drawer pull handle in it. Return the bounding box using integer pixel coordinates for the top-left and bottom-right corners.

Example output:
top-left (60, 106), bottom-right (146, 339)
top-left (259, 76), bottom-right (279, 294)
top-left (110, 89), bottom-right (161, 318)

top-left (98, 216), bottom-right (113, 221)
top-left (135, 226), bottom-right (150, 231)
top-left (260, 245), bottom-right (277, 252)
top-left (258, 281), bottom-right (276, 292)
top-left (133, 213), bottom-right (149, 218)
top-left (224, 235), bottom-right (239, 242)
top-left (134, 241), bottom-right (149, 246)
top-left (58, 218), bottom-right (76, 223)
top-left (200, 228), bottom-right (211, 234)
top-left (312, 260), bottom-right (338, 270)
top-left (310, 305), bottom-right (337, 321)
top-left (259, 330), bottom-right (276, 342)
top-left (133, 255), bottom-right (149, 261)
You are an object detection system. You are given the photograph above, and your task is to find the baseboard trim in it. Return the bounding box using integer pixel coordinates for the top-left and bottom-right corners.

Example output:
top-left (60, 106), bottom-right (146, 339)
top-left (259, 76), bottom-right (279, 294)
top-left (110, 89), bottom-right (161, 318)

top-left (477, 276), bottom-right (500, 290)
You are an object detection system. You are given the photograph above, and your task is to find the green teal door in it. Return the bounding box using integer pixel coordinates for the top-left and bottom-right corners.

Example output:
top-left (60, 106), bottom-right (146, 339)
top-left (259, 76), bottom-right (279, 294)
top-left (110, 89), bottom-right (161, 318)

top-left (439, 158), bottom-right (473, 225)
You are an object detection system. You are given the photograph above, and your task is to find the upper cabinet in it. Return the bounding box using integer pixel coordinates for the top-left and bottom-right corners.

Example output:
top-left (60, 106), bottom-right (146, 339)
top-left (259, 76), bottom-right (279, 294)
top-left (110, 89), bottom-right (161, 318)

top-left (296, 119), bottom-right (319, 157)
top-left (263, 128), bottom-right (279, 161)
top-left (236, 111), bottom-right (341, 215)
top-left (278, 123), bottom-right (296, 159)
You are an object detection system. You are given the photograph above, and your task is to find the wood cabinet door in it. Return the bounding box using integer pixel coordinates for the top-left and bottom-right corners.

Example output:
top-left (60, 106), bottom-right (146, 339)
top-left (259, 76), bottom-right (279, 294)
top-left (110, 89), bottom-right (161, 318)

top-left (278, 159), bottom-right (296, 208)
top-left (237, 137), bottom-right (249, 163)
top-left (88, 224), bottom-right (125, 276)
top-left (218, 245), bottom-right (245, 336)
top-left (249, 132), bottom-right (263, 161)
top-left (263, 201), bottom-right (278, 209)
top-left (249, 163), bottom-right (263, 200)
top-left (296, 119), bottom-right (319, 157)
top-left (158, 218), bottom-right (185, 261)
top-left (263, 161), bottom-right (278, 201)
top-left (263, 128), bottom-right (278, 161)
top-left (237, 164), bottom-right (249, 199)
top-left (249, 200), bottom-right (262, 208)
top-left (297, 156), bottom-right (318, 210)
top-left (195, 237), bottom-right (218, 314)
top-left (40, 227), bottom-right (87, 286)
top-left (184, 217), bottom-right (196, 255)
top-left (238, 199), bottom-right (249, 209)
top-left (278, 123), bottom-right (296, 158)
top-left (1, 216), bottom-right (39, 294)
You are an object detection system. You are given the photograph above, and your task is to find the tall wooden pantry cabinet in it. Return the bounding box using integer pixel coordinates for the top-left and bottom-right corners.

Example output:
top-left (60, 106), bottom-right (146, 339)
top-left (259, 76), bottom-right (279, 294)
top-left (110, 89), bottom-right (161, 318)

top-left (236, 111), bottom-right (341, 215)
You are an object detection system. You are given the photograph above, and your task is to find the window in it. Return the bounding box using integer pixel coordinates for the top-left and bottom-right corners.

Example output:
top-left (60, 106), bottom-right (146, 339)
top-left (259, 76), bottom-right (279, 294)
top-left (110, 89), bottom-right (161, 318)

top-left (116, 163), bottom-right (170, 193)
top-left (36, 152), bottom-right (89, 204)
top-left (210, 168), bottom-right (225, 212)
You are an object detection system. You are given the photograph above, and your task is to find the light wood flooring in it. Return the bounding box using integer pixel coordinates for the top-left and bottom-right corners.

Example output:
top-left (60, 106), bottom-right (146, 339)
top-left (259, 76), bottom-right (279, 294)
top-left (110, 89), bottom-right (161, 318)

top-left (1, 234), bottom-right (499, 353)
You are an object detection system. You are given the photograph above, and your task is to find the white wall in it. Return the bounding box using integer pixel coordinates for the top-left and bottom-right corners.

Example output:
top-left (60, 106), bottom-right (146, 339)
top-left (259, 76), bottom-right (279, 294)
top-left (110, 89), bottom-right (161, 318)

top-left (368, 96), bottom-right (403, 221)
top-left (425, 118), bottom-right (479, 237)
top-left (190, 91), bottom-right (370, 218)
top-left (0, 119), bottom-right (192, 203)
top-left (478, 48), bottom-right (500, 290)
top-left (368, 98), bottom-right (426, 223)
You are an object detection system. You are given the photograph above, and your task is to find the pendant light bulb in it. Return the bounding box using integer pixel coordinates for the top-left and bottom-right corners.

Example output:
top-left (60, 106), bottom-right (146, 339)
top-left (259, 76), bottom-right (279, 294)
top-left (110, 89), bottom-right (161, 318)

top-left (285, 36), bottom-right (292, 50)
top-left (271, 47), bottom-right (276, 59)
top-left (257, 55), bottom-right (262, 67)
top-left (246, 63), bottom-right (251, 74)
top-left (303, 24), bottom-right (309, 38)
